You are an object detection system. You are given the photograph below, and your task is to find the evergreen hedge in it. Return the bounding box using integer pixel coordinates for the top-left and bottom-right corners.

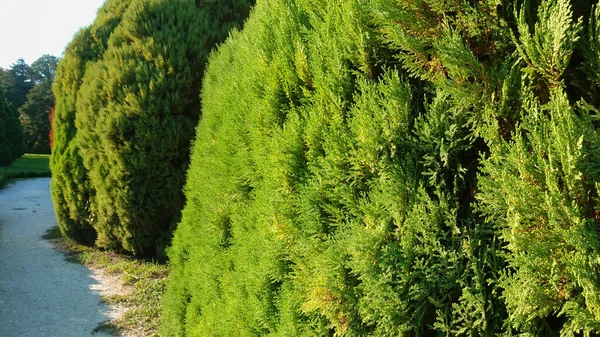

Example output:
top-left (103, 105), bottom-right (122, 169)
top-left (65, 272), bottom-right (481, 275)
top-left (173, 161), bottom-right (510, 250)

top-left (162, 0), bottom-right (600, 335)
top-left (0, 87), bottom-right (23, 166)
top-left (52, 0), bottom-right (252, 254)
top-left (51, 0), bottom-right (133, 244)
top-left (74, 0), bottom-right (252, 256)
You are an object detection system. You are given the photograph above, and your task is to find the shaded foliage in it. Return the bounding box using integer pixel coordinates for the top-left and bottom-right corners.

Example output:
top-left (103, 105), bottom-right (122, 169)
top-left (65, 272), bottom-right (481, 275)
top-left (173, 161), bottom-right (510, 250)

top-left (0, 87), bottom-right (24, 166)
top-left (20, 81), bottom-right (54, 154)
top-left (0, 55), bottom-right (58, 155)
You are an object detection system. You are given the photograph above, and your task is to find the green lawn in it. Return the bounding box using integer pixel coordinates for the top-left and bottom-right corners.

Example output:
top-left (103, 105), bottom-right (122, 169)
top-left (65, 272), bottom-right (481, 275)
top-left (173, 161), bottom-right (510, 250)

top-left (0, 154), bottom-right (51, 186)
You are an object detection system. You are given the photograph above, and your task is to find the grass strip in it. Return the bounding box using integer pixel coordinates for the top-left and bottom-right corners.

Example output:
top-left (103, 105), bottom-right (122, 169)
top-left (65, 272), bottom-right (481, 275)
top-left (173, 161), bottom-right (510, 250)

top-left (0, 154), bottom-right (51, 187)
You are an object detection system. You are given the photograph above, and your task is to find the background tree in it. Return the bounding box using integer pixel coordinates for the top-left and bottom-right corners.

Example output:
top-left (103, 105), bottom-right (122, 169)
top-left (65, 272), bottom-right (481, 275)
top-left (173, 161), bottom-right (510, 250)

top-left (30, 54), bottom-right (59, 84)
top-left (19, 54), bottom-right (58, 154)
top-left (0, 58), bottom-right (34, 108)
top-left (0, 87), bottom-right (24, 166)
top-left (19, 81), bottom-right (53, 154)
top-left (0, 68), bottom-right (10, 92)
top-left (49, 107), bottom-right (55, 150)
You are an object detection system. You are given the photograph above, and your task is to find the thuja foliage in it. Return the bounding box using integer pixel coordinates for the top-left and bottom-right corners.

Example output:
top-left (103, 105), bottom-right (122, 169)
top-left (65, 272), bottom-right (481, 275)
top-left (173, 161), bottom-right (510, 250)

top-left (52, 0), bottom-right (252, 254)
top-left (477, 1), bottom-right (600, 335)
top-left (51, 0), bottom-right (133, 244)
top-left (74, 0), bottom-right (253, 256)
top-left (163, 0), bottom-right (600, 335)
top-left (0, 88), bottom-right (23, 166)
top-left (163, 0), bottom-right (507, 335)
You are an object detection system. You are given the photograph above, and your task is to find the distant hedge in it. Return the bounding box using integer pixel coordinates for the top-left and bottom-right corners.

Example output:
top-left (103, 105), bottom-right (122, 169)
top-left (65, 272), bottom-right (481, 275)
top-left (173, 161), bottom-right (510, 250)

top-left (51, 0), bottom-right (132, 245)
top-left (162, 0), bottom-right (600, 335)
top-left (0, 87), bottom-right (23, 167)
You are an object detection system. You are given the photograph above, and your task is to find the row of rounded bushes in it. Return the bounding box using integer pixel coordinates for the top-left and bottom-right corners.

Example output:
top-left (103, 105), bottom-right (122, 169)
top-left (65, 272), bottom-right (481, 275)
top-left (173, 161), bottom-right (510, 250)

top-left (52, 0), bottom-right (600, 335)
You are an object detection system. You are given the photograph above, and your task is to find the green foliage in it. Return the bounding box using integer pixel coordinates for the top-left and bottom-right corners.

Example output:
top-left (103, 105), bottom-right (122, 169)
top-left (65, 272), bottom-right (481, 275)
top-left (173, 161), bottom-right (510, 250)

top-left (72, 0), bottom-right (253, 257)
top-left (514, 0), bottom-right (582, 84)
top-left (18, 54), bottom-right (58, 154)
top-left (479, 87), bottom-right (600, 336)
top-left (30, 54), bottom-right (59, 84)
top-left (0, 58), bottom-right (35, 109)
top-left (20, 81), bottom-right (54, 154)
top-left (163, 0), bottom-right (600, 335)
top-left (162, 0), bottom-right (510, 335)
top-left (51, 0), bottom-right (133, 245)
top-left (0, 87), bottom-right (24, 167)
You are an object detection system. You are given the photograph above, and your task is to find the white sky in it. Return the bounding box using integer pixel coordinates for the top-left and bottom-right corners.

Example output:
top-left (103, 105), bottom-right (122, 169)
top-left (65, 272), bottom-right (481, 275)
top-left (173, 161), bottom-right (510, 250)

top-left (0, 0), bottom-right (107, 69)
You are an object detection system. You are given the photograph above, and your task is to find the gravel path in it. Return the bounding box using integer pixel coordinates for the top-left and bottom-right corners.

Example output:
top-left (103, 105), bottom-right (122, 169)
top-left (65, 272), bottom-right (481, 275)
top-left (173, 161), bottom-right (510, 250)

top-left (0, 178), bottom-right (114, 337)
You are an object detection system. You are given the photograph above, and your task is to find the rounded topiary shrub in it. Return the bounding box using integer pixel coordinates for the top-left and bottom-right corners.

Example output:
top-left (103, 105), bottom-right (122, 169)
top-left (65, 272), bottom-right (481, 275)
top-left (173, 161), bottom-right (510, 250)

top-left (51, 0), bottom-right (133, 244)
top-left (74, 0), bottom-right (253, 256)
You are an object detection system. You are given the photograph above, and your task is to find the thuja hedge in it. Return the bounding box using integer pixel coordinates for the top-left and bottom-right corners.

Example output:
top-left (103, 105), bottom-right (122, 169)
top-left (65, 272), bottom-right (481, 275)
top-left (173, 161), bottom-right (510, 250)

top-left (51, 0), bottom-right (132, 244)
top-left (52, 0), bottom-right (252, 255)
top-left (162, 0), bottom-right (600, 335)
top-left (0, 87), bottom-right (23, 166)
